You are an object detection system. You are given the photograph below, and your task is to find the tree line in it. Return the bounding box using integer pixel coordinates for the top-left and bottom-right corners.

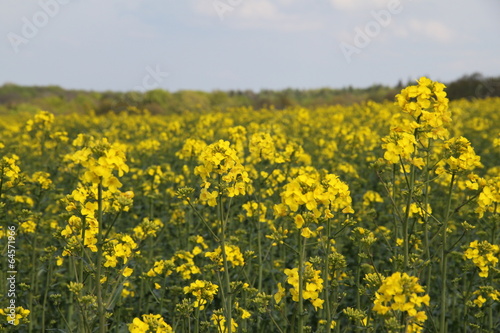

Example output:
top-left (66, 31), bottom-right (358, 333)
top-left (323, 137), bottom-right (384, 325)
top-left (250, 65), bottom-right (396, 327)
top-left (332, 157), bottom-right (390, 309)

top-left (1, 73), bottom-right (499, 115)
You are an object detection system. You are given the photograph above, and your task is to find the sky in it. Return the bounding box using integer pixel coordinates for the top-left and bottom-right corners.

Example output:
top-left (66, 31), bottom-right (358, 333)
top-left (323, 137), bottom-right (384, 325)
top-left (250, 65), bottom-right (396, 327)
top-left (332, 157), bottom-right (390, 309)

top-left (1, 0), bottom-right (499, 93)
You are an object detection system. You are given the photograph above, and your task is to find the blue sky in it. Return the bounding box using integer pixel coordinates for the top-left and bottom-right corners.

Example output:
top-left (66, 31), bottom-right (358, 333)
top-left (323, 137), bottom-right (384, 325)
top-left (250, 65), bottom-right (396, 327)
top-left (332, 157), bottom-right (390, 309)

top-left (1, 0), bottom-right (499, 92)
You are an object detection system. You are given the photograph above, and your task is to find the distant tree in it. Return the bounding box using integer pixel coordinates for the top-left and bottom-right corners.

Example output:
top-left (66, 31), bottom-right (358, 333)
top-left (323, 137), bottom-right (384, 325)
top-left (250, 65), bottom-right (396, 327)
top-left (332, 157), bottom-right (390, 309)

top-left (2, 73), bottom-right (500, 114)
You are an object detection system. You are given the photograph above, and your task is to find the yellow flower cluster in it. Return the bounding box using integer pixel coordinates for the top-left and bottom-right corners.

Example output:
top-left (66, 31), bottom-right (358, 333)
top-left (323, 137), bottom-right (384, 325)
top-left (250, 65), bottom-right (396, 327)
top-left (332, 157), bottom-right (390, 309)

top-left (103, 234), bottom-right (138, 267)
top-left (147, 249), bottom-right (201, 280)
top-left (128, 314), bottom-right (173, 333)
top-left (146, 259), bottom-right (174, 277)
top-left (362, 190), bottom-right (383, 206)
top-left (183, 279), bottom-right (219, 309)
top-left (0, 306), bottom-right (30, 326)
top-left (381, 132), bottom-right (423, 167)
top-left (133, 218), bottom-right (164, 240)
top-left (211, 312), bottom-right (238, 333)
top-left (234, 302), bottom-right (251, 319)
top-left (383, 77), bottom-right (452, 168)
top-left (437, 136), bottom-right (482, 174)
top-left (194, 140), bottom-right (251, 205)
top-left (62, 187), bottom-right (133, 253)
top-left (132, 165), bottom-right (166, 197)
top-left (135, 138), bottom-right (161, 153)
top-left (122, 281), bottom-right (135, 298)
top-left (464, 240), bottom-right (499, 278)
top-left (176, 138), bottom-right (207, 160)
top-left (205, 245), bottom-right (245, 270)
top-left (373, 272), bottom-right (430, 333)
top-left (249, 132), bottom-right (277, 163)
top-left (1, 154), bottom-right (21, 189)
top-left (281, 262), bottom-right (324, 310)
top-left (60, 136), bottom-right (133, 258)
top-left (405, 202), bottom-right (432, 220)
top-left (30, 171), bottom-right (52, 190)
top-left (395, 76), bottom-right (451, 139)
top-left (61, 213), bottom-right (99, 253)
top-left (227, 125), bottom-right (247, 152)
top-left (351, 227), bottom-right (377, 246)
top-left (471, 286), bottom-right (500, 308)
top-left (66, 136), bottom-right (129, 192)
top-left (279, 142), bottom-right (312, 165)
top-left (25, 110), bottom-right (54, 134)
top-left (476, 176), bottom-right (500, 217)
top-left (19, 218), bottom-right (37, 234)
top-left (174, 250), bottom-right (202, 279)
top-left (277, 171), bottom-right (353, 218)
top-left (195, 140), bottom-right (240, 178)
top-left (242, 201), bottom-right (268, 223)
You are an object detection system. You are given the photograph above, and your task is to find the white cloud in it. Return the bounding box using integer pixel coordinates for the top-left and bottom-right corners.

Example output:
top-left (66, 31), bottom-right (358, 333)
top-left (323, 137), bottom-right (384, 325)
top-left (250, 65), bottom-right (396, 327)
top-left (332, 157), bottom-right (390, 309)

top-left (329, 0), bottom-right (389, 11)
top-left (189, 1), bottom-right (213, 16)
top-left (275, 0), bottom-right (299, 5)
top-left (238, 1), bottom-right (281, 20)
top-left (408, 19), bottom-right (453, 42)
top-left (391, 23), bottom-right (409, 38)
top-left (189, 0), bottom-right (323, 32)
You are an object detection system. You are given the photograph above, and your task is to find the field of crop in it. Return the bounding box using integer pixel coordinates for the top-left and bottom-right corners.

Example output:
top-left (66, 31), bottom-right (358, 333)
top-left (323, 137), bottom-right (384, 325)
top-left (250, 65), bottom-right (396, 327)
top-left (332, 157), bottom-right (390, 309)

top-left (0, 78), bottom-right (499, 332)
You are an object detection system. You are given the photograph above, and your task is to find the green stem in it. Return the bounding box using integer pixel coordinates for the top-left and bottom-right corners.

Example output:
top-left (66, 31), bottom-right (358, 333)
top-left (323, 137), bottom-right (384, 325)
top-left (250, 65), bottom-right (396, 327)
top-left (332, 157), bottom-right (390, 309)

top-left (220, 234), bottom-right (232, 333)
top-left (268, 308), bottom-right (285, 333)
top-left (488, 212), bottom-right (496, 332)
top-left (257, 218), bottom-right (263, 292)
top-left (217, 177), bottom-right (232, 333)
top-left (439, 172), bottom-right (455, 333)
top-left (400, 158), bottom-right (416, 270)
top-left (187, 198), bottom-right (220, 242)
top-left (298, 233), bottom-right (305, 333)
top-left (80, 216), bottom-right (86, 284)
top-left (28, 237), bottom-right (37, 333)
top-left (41, 258), bottom-right (53, 332)
top-left (355, 246), bottom-right (361, 333)
top-left (96, 181), bottom-right (106, 333)
top-left (324, 219), bottom-right (332, 333)
top-left (488, 275), bottom-right (493, 332)
top-left (423, 139), bottom-right (432, 288)
top-left (67, 260), bottom-right (76, 331)
top-left (392, 164), bottom-right (399, 253)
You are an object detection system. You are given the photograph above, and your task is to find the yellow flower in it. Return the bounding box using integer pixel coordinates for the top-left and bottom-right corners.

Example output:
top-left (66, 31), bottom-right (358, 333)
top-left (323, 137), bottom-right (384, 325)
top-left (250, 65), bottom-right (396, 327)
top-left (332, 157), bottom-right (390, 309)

top-left (249, 132), bottom-right (277, 162)
top-left (473, 295), bottom-right (486, 307)
top-left (56, 256), bottom-right (64, 266)
top-left (104, 255), bottom-right (118, 268)
top-left (301, 227), bottom-right (314, 238)
top-left (395, 77), bottom-right (450, 136)
top-left (280, 171), bottom-right (353, 218)
top-left (205, 245), bottom-right (245, 270)
top-left (464, 240), bottom-right (499, 278)
top-left (123, 267), bottom-right (134, 277)
top-left (200, 187), bottom-right (218, 207)
top-left (128, 314), bottom-right (173, 333)
top-left (211, 313), bottom-right (238, 333)
top-left (441, 136), bottom-right (482, 174)
top-left (476, 176), bottom-right (500, 217)
top-left (373, 272), bottom-right (429, 331)
top-left (183, 280), bottom-right (218, 310)
top-left (20, 219), bottom-right (36, 233)
top-left (176, 138), bottom-right (207, 160)
top-left (274, 283), bottom-right (286, 304)
top-left (0, 306), bottom-right (30, 326)
top-left (283, 262), bottom-right (324, 310)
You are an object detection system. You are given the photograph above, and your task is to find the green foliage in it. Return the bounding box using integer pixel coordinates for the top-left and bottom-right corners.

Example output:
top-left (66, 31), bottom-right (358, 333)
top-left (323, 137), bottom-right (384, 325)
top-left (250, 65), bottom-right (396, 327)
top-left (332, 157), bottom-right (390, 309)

top-left (2, 73), bottom-right (499, 116)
